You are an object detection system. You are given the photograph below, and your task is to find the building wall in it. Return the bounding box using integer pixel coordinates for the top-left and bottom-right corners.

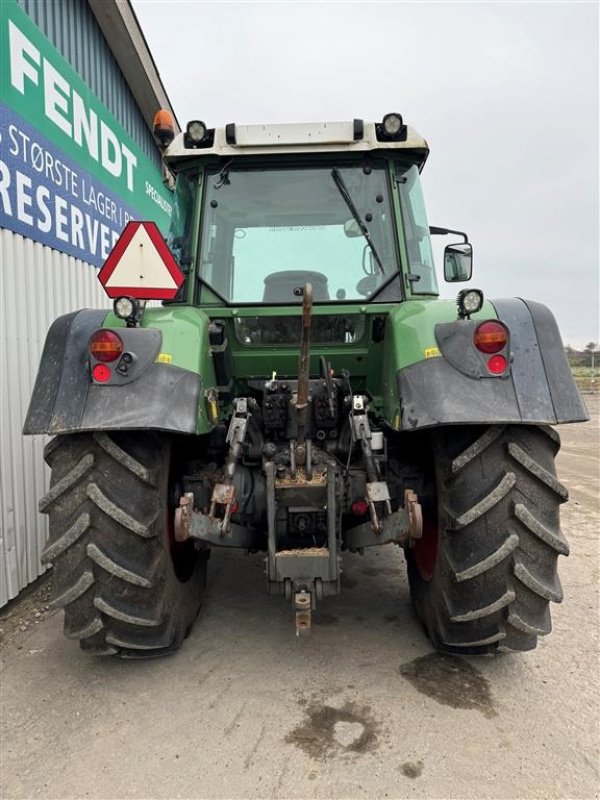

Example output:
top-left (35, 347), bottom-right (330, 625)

top-left (0, 0), bottom-right (171, 605)
top-left (0, 230), bottom-right (109, 606)
top-left (17, 0), bottom-right (160, 167)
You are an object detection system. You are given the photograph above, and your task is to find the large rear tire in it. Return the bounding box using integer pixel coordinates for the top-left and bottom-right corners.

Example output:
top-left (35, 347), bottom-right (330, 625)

top-left (406, 424), bottom-right (569, 654)
top-left (40, 432), bottom-right (206, 658)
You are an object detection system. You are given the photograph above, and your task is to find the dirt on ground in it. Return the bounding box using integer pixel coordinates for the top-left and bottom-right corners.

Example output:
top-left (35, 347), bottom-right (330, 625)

top-left (0, 573), bottom-right (53, 651)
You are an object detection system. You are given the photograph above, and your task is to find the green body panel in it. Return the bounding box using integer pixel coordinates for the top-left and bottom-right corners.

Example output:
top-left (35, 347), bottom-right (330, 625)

top-left (105, 305), bottom-right (217, 434)
top-left (380, 298), bottom-right (496, 423)
top-left (105, 306), bottom-right (212, 375)
top-left (101, 297), bottom-right (496, 432)
top-left (24, 136), bottom-right (588, 445)
top-left (98, 155), bottom-right (495, 433)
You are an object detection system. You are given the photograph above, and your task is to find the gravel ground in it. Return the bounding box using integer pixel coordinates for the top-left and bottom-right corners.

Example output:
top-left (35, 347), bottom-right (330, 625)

top-left (0, 574), bottom-right (53, 651)
top-left (1, 398), bottom-right (598, 800)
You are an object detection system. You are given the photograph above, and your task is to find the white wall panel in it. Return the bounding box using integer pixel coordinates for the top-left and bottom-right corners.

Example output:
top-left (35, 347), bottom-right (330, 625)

top-left (0, 230), bottom-right (110, 606)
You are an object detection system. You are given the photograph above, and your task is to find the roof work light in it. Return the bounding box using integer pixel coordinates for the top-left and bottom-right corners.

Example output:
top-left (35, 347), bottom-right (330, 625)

top-left (383, 113), bottom-right (403, 136)
top-left (376, 113), bottom-right (407, 141)
top-left (185, 120), bottom-right (208, 147)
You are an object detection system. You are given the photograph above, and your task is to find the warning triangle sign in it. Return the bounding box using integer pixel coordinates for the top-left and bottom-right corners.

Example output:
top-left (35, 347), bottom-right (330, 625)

top-left (98, 221), bottom-right (184, 300)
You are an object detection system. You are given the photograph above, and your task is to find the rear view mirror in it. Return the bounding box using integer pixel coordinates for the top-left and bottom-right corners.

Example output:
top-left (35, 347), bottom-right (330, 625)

top-left (343, 219), bottom-right (362, 238)
top-left (444, 243), bottom-right (473, 282)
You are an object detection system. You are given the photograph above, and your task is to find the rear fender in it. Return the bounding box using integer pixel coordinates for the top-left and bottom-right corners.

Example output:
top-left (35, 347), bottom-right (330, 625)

top-left (23, 309), bottom-right (210, 436)
top-left (396, 298), bottom-right (588, 430)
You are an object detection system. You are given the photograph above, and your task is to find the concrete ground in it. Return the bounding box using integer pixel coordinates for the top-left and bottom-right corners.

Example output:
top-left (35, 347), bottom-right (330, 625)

top-left (1, 398), bottom-right (598, 800)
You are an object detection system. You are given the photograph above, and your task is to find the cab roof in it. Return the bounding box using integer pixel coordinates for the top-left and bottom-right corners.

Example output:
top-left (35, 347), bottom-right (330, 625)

top-left (163, 119), bottom-right (429, 169)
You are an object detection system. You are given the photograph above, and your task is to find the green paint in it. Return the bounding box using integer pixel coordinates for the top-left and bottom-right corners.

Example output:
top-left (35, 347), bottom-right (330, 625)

top-left (105, 305), bottom-right (216, 433)
top-left (118, 297), bottom-right (494, 430)
top-left (381, 298), bottom-right (496, 419)
top-left (102, 152), bottom-right (495, 433)
top-left (105, 305), bottom-right (213, 374)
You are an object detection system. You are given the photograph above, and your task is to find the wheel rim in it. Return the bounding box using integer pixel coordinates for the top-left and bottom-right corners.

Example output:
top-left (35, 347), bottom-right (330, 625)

top-left (413, 515), bottom-right (439, 581)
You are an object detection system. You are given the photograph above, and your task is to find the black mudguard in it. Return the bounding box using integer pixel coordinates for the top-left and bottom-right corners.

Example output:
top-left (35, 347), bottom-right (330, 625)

top-left (23, 309), bottom-right (201, 436)
top-left (397, 298), bottom-right (589, 431)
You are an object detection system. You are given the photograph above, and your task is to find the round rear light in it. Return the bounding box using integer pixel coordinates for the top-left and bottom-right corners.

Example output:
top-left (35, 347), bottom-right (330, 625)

top-left (474, 321), bottom-right (508, 354)
top-left (487, 354), bottom-right (508, 374)
top-left (351, 500), bottom-right (369, 517)
top-left (92, 363), bottom-right (112, 382)
top-left (89, 330), bottom-right (124, 362)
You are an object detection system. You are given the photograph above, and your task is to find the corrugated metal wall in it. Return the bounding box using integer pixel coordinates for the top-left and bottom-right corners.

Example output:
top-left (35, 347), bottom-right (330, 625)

top-left (0, 230), bottom-right (111, 606)
top-left (0, 2), bottom-right (164, 605)
top-left (17, 0), bottom-right (160, 168)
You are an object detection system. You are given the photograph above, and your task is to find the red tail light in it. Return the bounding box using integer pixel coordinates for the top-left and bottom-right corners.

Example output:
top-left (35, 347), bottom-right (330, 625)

top-left (92, 364), bottom-right (112, 382)
top-left (487, 354), bottom-right (508, 374)
top-left (474, 321), bottom-right (508, 354)
top-left (351, 500), bottom-right (369, 516)
top-left (89, 330), bottom-right (123, 363)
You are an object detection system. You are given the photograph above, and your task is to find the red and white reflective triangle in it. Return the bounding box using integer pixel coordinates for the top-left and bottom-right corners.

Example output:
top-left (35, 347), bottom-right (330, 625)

top-left (98, 221), bottom-right (184, 300)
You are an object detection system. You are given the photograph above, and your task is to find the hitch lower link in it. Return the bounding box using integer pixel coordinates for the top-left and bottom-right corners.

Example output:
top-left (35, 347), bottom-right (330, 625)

top-left (174, 398), bottom-right (250, 544)
top-left (344, 396), bottom-right (423, 550)
top-left (209, 398), bottom-right (250, 531)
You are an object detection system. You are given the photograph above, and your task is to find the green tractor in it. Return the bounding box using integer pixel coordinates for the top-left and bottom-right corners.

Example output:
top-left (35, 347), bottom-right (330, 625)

top-left (24, 112), bottom-right (588, 657)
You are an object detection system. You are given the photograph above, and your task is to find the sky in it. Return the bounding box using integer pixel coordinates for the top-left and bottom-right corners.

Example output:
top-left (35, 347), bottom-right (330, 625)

top-left (132, 0), bottom-right (599, 348)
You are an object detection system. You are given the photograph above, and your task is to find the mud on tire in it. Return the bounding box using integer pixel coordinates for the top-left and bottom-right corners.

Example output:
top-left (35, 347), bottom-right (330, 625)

top-left (406, 424), bottom-right (569, 654)
top-left (40, 432), bottom-right (206, 657)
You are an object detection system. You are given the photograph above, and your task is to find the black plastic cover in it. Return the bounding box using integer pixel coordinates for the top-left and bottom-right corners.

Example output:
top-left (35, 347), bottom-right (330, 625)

top-left (398, 358), bottom-right (521, 430)
top-left (79, 364), bottom-right (201, 434)
top-left (435, 319), bottom-right (510, 379)
top-left (23, 309), bottom-right (106, 434)
top-left (89, 328), bottom-right (162, 386)
top-left (24, 309), bottom-right (201, 436)
top-left (522, 299), bottom-right (589, 423)
top-left (397, 298), bottom-right (588, 430)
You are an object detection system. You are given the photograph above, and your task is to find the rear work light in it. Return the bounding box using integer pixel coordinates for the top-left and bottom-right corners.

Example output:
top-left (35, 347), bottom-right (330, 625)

top-left (473, 321), bottom-right (508, 354)
top-left (89, 330), bottom-right (124, 363)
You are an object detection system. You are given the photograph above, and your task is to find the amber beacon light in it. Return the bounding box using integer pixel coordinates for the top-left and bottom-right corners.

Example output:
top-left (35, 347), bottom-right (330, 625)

top-left (153, 109), bottom-right (175, 148)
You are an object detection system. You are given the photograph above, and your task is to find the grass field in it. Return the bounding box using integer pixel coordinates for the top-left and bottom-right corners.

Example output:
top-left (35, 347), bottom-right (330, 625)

top-left (571, 366), bottom-right (598, 393)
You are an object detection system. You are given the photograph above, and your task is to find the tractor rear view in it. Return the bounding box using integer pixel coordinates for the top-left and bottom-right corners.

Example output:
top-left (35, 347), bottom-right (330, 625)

top-left (24, 113), bottom-right (588, 657)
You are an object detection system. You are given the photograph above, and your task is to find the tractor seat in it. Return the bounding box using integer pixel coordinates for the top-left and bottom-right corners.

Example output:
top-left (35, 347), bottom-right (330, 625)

top-left (263, 271), bottom-right (330, 302)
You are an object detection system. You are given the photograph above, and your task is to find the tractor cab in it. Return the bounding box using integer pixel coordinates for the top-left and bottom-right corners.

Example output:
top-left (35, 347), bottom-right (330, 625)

top-left (160, 115), bottom-right (439, 308)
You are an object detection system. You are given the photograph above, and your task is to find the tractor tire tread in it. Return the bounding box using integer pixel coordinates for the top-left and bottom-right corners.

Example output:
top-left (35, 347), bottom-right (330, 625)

top-left (407, 424), bottom-right (568, 654)
top-left (507, 442), bottom-right (568, 500)
top-left (450, 425), bottom-right (505, 474)
top-left (39, 454), bottom-right (95, 512)
top-left (94, 433), bottom-right (154, 485)
top-left (40, 432), bottom-right (204, 658)
top-left (41, 512), bottom-right (91, 563)
top-left (86, 543), bottom-right (153, 588)
top-left (454, 533), bottom-right (519, 581)
top-left (86, 482), bottom-right (155, 537)
top-left (453, 471), bottom-right (516, 529)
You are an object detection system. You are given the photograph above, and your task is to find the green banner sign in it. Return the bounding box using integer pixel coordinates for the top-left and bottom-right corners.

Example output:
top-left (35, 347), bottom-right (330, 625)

top-left (0, 0), bottom-right (173, 266)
